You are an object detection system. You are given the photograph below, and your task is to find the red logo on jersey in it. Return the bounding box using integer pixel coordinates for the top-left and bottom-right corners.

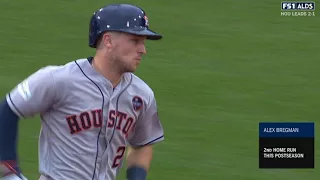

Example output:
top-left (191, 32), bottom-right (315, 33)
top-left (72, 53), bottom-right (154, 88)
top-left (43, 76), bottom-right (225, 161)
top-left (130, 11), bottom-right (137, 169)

top-left (132, 96), bottom-right (143, 111)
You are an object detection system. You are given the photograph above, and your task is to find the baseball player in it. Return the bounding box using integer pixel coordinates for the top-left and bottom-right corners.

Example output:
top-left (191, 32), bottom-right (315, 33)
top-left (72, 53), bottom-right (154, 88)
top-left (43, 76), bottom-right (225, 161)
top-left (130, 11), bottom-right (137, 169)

top-left (0, 3), bottom-right (164, 180)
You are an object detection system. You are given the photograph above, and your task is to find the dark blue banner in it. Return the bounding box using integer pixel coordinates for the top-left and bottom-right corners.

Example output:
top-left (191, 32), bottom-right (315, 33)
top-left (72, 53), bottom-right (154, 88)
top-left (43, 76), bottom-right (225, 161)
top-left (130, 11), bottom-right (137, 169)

top-left (259, 122), bottom-right (314, 138)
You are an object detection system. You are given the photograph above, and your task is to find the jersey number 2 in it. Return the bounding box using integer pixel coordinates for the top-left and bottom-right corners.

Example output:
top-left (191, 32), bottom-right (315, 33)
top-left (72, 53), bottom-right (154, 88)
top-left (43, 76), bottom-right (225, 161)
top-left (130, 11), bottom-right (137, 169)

top-left (112, 146), bottom-right (126, 168)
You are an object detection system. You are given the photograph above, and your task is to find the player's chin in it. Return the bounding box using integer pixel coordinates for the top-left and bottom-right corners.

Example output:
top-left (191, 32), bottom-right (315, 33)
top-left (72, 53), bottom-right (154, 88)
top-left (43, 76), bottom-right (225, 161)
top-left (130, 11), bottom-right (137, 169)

top-left (132, 63), bottom-right (140, 70)
top-left (124, 66), bottom-right (138, 73)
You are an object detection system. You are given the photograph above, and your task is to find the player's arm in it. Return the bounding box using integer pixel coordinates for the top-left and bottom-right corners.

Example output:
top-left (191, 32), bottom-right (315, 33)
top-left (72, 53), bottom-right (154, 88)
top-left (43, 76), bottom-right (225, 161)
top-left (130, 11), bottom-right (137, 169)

top-left (0, 99), bottom-right (22, 179)
top-left (126, 145), bottom-right (153, 180)
top-left (126, 95), bottom-right (164, 180)
top-left (0, 67), bottom-right (58, 179)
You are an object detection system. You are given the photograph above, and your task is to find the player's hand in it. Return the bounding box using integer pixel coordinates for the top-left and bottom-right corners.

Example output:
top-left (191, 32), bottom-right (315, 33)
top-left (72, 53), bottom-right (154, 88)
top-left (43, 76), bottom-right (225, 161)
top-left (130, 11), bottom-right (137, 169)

top-left (0, 161), bottom-right (27, 180)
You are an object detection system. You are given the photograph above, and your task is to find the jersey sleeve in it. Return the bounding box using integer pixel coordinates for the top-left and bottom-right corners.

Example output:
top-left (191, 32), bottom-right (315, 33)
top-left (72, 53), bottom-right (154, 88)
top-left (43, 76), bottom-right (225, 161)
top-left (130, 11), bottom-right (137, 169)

top-left (128, 94), bottom-right (164, 147)
top-left (6, 66), bottom-right (58, 119)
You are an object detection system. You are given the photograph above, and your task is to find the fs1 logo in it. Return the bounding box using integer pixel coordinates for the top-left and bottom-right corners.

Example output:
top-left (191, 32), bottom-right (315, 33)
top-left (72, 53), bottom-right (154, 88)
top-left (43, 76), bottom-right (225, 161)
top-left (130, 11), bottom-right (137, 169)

top-left (281, 2), bottom-right (315, 10)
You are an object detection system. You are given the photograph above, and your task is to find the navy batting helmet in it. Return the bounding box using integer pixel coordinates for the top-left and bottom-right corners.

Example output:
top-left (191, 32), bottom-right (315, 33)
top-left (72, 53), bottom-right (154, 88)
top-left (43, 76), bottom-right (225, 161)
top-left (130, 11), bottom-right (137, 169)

top-left (89, 4), bottom-right (162, 48)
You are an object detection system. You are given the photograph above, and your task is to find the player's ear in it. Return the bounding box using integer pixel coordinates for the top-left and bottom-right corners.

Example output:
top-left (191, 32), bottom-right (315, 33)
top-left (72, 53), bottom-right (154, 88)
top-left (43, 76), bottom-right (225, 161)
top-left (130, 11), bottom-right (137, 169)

top-left (102, 32), bottom-right (113, 49)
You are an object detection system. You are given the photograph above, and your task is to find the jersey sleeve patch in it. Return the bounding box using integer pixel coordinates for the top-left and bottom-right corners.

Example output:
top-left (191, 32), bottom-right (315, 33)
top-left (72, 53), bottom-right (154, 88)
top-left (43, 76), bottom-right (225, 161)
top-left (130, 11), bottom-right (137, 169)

top-left (17, 80), bottom-right (32, 101)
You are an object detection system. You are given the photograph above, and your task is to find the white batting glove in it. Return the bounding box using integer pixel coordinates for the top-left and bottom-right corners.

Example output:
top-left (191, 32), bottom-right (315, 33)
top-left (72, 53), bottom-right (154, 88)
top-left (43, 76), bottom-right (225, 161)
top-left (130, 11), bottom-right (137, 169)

top-left (0, 162), bottom-right (27, 180)
top-left (1, 174), bottom-right (28, 180)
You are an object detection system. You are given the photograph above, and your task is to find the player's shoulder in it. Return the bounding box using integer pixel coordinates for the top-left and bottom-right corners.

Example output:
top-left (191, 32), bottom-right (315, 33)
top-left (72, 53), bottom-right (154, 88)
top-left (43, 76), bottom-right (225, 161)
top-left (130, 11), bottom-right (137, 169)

top-left (29, 63), bottom-right (63, 82)
top-left (28, 58), bottom-right (87, 87)
top-left (42, 58), bottom-right (87, 79)
top-left (52, 58), bottom-right (86, 74)
top-left (128, 73), bottom-right (155, 99)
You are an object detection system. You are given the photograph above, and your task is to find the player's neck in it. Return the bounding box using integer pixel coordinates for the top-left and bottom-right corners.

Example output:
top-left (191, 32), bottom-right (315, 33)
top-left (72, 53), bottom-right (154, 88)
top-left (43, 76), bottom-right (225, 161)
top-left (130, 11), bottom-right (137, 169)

top-left (92, 55), bottom-right (123, 88)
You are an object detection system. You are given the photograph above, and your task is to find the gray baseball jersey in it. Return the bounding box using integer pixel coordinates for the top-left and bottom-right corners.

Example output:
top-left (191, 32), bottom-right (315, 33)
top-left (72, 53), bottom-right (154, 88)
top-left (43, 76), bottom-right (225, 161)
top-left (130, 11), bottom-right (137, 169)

top-left (6, 58), bottom-right (164, 180)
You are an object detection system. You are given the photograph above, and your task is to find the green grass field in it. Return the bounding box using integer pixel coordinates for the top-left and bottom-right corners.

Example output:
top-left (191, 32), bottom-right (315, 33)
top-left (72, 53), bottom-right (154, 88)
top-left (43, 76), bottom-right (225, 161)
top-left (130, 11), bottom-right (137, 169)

top-left (1, 0), bottom-right (319, 179)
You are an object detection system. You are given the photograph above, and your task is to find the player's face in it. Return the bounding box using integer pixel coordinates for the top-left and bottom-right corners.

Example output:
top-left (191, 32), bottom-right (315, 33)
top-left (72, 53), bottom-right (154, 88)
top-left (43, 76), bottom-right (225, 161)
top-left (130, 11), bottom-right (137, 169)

top-left (111, 33), bottom-right (147, 73)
